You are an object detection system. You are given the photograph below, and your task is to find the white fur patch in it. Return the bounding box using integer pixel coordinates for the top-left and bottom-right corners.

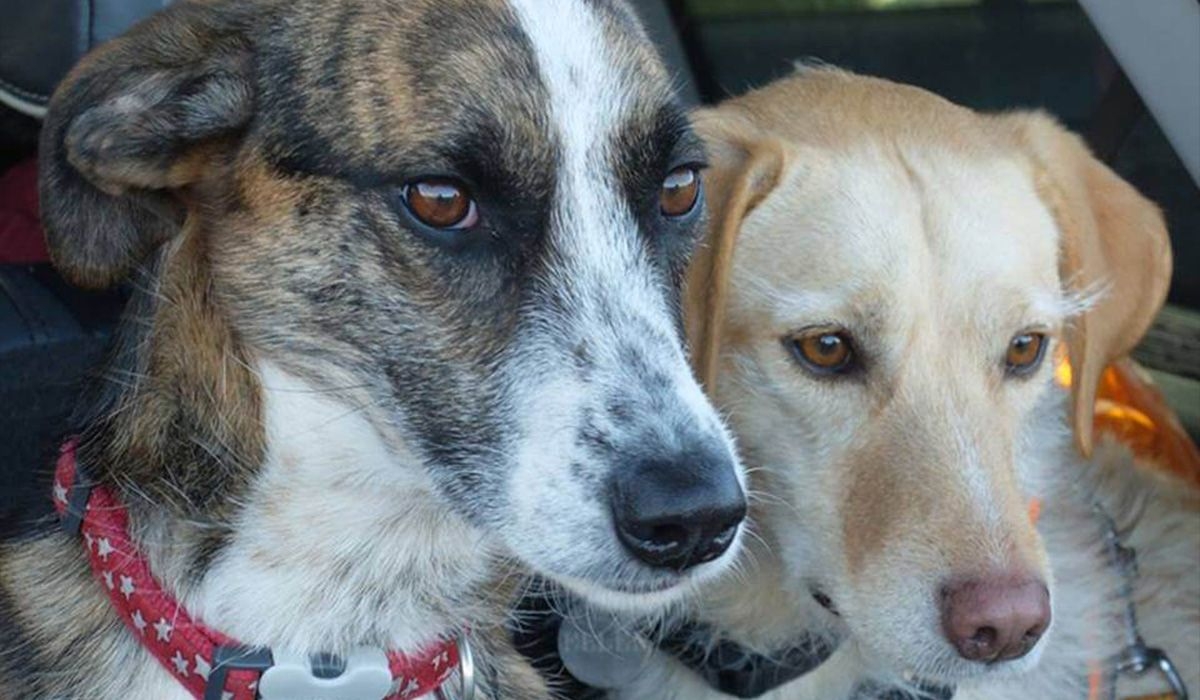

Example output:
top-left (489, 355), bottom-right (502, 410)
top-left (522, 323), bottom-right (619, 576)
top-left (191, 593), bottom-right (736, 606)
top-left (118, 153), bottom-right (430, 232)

top-left (497, 0), bottom-right (746, 606)
top-left (185, 361), bottom-right (490, 654)
top-left (507, 0), bottom-right (670, 328)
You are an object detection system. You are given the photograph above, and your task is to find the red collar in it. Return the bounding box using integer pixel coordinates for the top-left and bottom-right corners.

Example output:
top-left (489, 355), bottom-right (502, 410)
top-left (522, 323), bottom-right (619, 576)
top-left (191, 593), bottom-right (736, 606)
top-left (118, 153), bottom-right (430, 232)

top-left (52, 441), bottom-right (460, 700)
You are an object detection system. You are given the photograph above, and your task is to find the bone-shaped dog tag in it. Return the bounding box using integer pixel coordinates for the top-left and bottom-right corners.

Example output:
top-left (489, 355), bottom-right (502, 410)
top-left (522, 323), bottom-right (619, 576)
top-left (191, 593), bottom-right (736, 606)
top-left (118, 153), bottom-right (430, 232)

top-left (258, 648), bottom-right (393, 700)
top-left (557, 607), bottom-right (650, 689)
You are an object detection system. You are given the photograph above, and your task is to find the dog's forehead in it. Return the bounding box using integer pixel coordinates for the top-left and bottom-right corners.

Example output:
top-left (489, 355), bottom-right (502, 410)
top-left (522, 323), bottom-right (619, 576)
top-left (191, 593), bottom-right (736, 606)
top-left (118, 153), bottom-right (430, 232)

top-left (738, 142), bottom-right (1063, 328)
top-left (914, 149), bottom-right (1062, 302)
top-left (251, 0), bottom-right (674, 180)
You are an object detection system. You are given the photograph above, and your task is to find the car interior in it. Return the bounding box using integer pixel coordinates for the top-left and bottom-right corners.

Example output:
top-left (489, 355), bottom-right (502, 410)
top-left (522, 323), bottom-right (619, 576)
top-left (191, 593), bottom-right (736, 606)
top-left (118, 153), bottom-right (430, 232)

top-left (2, 0), bottom-right (1196, 523)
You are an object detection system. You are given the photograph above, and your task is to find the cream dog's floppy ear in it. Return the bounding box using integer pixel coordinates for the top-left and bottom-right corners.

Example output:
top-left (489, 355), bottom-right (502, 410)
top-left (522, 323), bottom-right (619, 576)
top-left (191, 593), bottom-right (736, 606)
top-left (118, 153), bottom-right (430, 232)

top-left (685, 111), bottom-right (788, 389)
top-left (1008, 112), bottom-right (1173, 457)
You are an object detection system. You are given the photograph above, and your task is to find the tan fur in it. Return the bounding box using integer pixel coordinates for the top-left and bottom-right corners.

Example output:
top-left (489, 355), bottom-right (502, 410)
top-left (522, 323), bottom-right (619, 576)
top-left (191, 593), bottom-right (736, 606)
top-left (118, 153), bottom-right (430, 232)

top-left (105, 226), bottom-right (265, 513)
top-left (621, 67), bottom-right (1198, 699)
top-left (1000, 113), bottom-right (1173, 457)
top-left (684, 121), bottom-right (788, 390)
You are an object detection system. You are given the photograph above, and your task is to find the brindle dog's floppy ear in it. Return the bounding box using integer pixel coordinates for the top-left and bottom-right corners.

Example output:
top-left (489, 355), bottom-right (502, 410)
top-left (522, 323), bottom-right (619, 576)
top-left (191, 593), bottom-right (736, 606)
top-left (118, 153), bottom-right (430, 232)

top-left (38, 3), bottom-right (255, 288)
top-left (1008, 111), bottom-right (1172, 457)
top-left (686, 110), bottom-right (788, 388)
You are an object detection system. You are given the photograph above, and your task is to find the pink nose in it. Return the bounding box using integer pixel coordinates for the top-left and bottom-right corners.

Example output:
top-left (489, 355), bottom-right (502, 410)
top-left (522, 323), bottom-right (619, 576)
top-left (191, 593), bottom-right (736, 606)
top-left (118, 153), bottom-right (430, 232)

top-left (940, 576), bottom-right (1051, 663)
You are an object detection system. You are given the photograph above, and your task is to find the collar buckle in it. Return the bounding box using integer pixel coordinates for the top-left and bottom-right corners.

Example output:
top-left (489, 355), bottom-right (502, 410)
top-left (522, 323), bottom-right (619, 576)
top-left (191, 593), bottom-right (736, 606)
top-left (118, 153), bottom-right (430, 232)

top-left (1118, 643), bottom-right (1189, 700)
top-left (259, 648), bottom-right (393, 700)
top-left (203, 642), bottom-right (473, 700)
top-left (436, 634), bottom-right (476, 700)
top-left (205, 646), bottom-right (273, 700)
top-left (58, 460), bottom-right (94, 536)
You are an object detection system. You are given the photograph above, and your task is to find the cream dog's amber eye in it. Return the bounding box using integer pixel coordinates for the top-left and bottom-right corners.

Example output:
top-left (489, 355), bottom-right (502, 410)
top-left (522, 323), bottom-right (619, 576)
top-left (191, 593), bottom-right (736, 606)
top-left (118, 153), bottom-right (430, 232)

top-left (1006, 332), bottom-right (1047, 375)
top-left (404, 179), bottom-right (478, 229)
top-left (661, 167), bottom-right (700, 217)
top-left (789, 329), bottom-right (855, 375)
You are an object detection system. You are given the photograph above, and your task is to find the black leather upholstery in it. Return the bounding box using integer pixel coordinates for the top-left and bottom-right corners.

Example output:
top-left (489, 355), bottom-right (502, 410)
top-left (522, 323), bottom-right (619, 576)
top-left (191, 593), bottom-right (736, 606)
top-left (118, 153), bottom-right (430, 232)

top-left (629, 0), bottom-right (700, 106)
top-left (0, 0), bottom-right (170, 115)
top-left (0, 266), bottom-right (123, 521)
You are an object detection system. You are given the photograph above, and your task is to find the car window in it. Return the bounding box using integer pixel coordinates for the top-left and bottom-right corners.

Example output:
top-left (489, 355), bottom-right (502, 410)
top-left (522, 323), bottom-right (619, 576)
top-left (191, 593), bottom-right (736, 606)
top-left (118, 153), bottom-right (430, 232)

top-left (680, 0), bottom-right (1197, 310)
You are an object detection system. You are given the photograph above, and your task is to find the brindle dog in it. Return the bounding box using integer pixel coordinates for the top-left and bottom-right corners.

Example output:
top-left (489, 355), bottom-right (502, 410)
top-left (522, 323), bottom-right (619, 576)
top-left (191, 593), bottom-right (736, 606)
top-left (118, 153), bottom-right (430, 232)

top-left (0, 1), bottom-right (748, 698)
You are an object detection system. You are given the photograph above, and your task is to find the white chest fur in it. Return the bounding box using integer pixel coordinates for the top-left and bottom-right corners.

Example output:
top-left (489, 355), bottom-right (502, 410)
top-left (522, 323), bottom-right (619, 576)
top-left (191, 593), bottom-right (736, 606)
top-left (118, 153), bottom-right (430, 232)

top-left (182, 361), bottom-right (491, 655)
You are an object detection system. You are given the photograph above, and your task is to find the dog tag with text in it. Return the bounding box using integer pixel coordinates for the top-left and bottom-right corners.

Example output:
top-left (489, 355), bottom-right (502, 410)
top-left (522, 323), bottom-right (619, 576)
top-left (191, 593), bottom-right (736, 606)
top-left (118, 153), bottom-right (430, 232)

top-left (557, 608), bottom-right (651, 689)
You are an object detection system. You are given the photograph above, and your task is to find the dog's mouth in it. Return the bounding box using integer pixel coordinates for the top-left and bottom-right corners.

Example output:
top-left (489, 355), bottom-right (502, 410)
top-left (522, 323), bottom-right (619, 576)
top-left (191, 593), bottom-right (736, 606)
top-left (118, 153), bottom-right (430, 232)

top-left (809, 585), bottom-right (841, 617)
top-left (808, 582), bottom-right (1045, 687)
top-left (554, 534), bottom-right (746, 612)
top-left (553, 570), bottom-right (692, 612)
top-left (608, 577), bottom-right (682, 595)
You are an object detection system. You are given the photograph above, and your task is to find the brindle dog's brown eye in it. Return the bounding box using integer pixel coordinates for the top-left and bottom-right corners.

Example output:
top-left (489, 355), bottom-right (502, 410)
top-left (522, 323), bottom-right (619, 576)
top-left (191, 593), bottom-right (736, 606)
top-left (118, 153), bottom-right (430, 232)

top-left (661, 167), bottom-right (700, 217)
top-left (403, 179), bottom-right (478, 229)
top-left (788, 328), bottom-right (856, 375)
top-left (1005, 332), bottom-right (1047, 376)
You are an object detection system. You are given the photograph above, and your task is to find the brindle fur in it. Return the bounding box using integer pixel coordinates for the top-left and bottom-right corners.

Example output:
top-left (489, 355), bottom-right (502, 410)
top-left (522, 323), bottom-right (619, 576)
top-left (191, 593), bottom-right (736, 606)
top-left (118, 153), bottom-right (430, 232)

top-left (1, 1), bottom-right (729, 697)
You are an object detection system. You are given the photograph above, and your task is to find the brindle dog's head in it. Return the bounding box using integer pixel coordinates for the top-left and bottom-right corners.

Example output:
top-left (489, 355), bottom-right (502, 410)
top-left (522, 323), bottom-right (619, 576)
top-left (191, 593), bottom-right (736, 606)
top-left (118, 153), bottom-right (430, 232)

top-left (40, 0), bottom-right (746, 608)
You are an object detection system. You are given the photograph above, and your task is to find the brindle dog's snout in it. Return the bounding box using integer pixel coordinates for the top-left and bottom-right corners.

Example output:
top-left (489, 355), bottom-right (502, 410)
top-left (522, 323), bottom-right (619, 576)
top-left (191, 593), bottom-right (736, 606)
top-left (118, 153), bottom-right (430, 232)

top-left (611, 447), bottom-right (746, 571)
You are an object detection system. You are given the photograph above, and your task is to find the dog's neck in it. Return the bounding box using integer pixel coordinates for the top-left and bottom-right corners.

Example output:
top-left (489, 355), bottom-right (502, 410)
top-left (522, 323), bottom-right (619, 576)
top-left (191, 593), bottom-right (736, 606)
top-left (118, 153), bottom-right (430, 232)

top-left (167, 361), bottom-right (494, 652)
top-left (76, 244), bottom-right (496, 655)
top-left (685, 511), bottom-right (839, 654)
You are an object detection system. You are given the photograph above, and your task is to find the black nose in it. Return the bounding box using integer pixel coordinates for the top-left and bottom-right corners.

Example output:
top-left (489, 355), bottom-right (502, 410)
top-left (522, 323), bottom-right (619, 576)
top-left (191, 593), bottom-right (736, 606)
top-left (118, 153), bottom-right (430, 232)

top-left (612, 450), bottom-right (746, 572)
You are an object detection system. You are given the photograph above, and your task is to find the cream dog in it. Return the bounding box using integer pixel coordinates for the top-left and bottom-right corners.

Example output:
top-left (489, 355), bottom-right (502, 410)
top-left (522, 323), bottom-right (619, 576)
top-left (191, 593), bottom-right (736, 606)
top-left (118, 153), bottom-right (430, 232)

top-left (613, 67), bottom-right (1199, 700)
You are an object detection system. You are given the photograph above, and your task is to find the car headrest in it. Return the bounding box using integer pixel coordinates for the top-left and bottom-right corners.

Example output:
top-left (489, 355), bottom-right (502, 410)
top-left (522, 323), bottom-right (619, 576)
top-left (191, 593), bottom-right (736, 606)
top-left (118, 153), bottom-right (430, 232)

top-left (0, 0), bottom-right (698, 120)
top-left (627, 0), bottom-right (700, 106)
top-left (0, 0), bottom-right (170, 118)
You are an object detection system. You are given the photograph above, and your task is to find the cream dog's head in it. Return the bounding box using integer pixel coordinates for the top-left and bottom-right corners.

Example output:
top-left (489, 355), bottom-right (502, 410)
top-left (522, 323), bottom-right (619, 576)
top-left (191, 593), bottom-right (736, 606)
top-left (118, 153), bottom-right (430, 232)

top-left (687, 68), bottom-right (1171, 683)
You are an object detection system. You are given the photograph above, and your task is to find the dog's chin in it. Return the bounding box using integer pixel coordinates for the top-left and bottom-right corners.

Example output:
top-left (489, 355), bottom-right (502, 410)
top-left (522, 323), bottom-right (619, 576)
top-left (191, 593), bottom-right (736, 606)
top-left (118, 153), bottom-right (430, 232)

top-left (858, 630), bottom-right (1050, 687)
top-left (552, 535), bottom-right (744, 613)
top-left (556, 574), bottom-right (692, 613)
top-left (943, 636), bottom-right (1049, 682)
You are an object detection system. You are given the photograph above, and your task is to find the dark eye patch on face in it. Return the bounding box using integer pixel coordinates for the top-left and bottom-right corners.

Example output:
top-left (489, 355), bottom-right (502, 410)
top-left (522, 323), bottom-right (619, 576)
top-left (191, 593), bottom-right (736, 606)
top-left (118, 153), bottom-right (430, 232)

top-left (611, 104), bottom-right (707, 222)
top-left (255, 91), bottom-right (561, 260)
top-left (607, 102), bottom-right (708, 292)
